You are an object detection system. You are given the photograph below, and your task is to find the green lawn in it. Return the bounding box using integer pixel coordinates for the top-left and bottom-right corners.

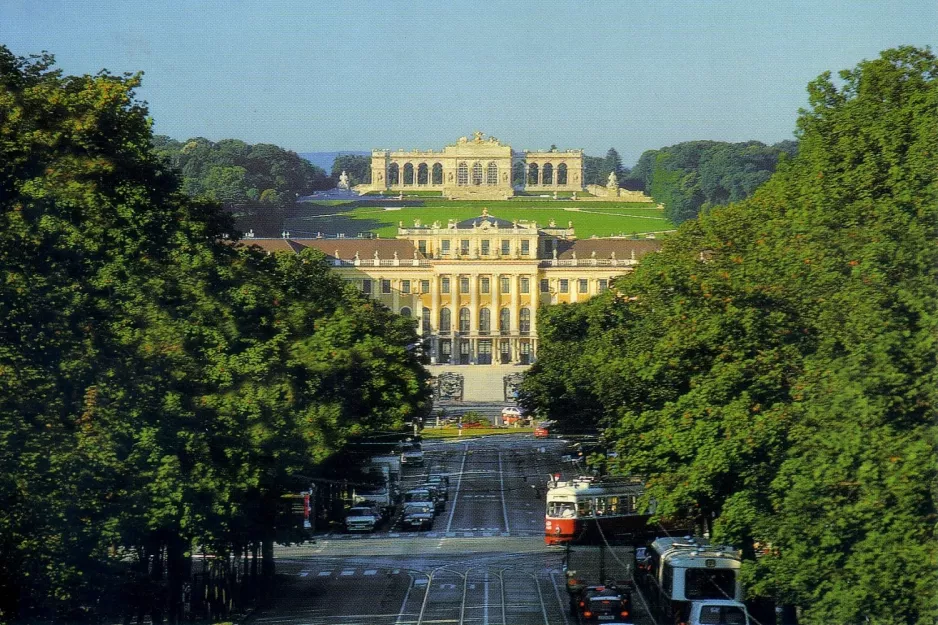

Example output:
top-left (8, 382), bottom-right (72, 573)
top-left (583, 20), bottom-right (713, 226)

top-left (292, 199), bottom-right (673, 238)
top-left (421, 427), bottom-right (534, 439)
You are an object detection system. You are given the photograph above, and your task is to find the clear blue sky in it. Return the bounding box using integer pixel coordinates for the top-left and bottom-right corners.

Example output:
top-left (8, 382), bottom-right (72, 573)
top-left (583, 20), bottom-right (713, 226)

top-left (3, 1), bottom-right (935, 165)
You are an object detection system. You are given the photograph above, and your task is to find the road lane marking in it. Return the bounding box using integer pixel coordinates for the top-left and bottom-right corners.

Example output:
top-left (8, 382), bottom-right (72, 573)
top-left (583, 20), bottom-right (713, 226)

top-left (318, 570), bottom-right (332, 576)
top-left (446, 443), bottom-right (469, 532)
top-left (364, 569), bottom-right (377, 576)
top-left (550, 569), bottom-right (574, 625)
top-left (498, 450), bottom-right (510, 533)
top-left (299, 571), bottom-right (309, 577)
top-left (395, 573), bottom-right (418, 625)
top-left (340, 569), bottom-right (355, 576)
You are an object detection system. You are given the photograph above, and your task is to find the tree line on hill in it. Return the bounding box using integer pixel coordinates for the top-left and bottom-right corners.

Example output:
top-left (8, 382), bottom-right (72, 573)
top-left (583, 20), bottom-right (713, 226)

top-left (521, 47), bottom-right (938, 625)
top-left (0, 47), bottom-right (430, 622)
top-left (151, 135), bottom-right (333, 205)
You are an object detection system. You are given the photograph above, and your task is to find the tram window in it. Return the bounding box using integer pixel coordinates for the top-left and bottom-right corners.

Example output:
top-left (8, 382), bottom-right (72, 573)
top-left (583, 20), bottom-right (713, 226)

top-left (548, 502), bottom-right (576, 518)
top-left (686, 569), bottom-right (736, 601)
top-left (577, 500), bottom-right (594, 517)
top-left (662, 564), bottom-right (673, 595)
top-left (595, 497), bottom-right (608, 516)
top-left (606, 496), bottom-right (619, 515)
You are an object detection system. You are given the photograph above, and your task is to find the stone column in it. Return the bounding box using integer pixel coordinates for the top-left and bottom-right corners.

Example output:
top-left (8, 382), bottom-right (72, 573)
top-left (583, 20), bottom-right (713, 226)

top-left (510, 274), bottom-right (520, 335)
top-left (537, 165), bottom-right (543, 187)
top-left (571, 277), bottom-right (579, 304)
top-left (469, 273), bottom-right (479, 339)
top-left (530, 273), bottom-right (539, 338)
top-left (392, 279), bottom-right (400, 312)
top-left (430, 274), bottom-right (440, 333)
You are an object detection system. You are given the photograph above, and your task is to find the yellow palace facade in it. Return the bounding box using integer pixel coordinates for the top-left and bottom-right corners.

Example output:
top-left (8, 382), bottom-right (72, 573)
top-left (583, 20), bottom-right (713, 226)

top-left (246, 211), bottom-right (660, 365)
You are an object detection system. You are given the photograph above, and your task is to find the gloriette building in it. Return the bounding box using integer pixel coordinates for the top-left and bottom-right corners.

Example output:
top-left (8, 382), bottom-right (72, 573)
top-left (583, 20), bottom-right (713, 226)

top-left (245, 210), bottom-right (660, 366)
top-left (366, 132), bottom-right (584, 200)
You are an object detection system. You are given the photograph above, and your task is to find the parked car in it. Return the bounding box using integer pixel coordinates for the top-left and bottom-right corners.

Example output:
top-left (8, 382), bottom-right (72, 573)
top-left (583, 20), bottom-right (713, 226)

top-left (534, 424), bottom-right (550, 438)
top-left (501, 406), bottom-right (525, 426)
top-left (344, 505), bottom-right (381, 533)
top-left (400, 503), bottom-right (434, 531)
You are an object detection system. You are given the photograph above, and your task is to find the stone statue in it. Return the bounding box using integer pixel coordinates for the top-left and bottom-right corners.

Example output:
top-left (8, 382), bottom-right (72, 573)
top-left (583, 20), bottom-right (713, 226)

top-left (354, 251), bottom-right (360, 261)
top-left (568, 220), bottom-right (573, 228)
top-left (591, 250), bottom-right (597, 258)
top-left (414, 219), bottom-right (421, 227)
top-left (399, 220), bottom-right (403, 227)
top-left (458, 136), bottom-right (468, 144)
top-left (552, 191), bottom-right (558, 200)
top-left (552, 248), bottom-right (558, 260)
top-left (374, 250), bottom-right (380, 260)
top-left (377, 171), bottom-right (384, 181)
top-left (481, 207), bottom-right (489, 217)
top-left (448, 172), bottom-right (454, 182)
top-left (413, 249), bottom-right (419, 259)
top-left (549, 219), bottom-right (557, 227)
top-left (393, 251), bottom-right (398, 260)
top-left (473, 130), bottom-right (484, 142)
top-left (431, 221), bottom-right (440, 229)
top-left (607, 171), bottom-right (619, 188)
top-left (334, 249), bottom-right (340, 260)
top-left (571, 251), bottom-right (577, 260)
top-left (338, 170), bottom-right (351, 190)
top-left (513, 219), bottom-right (518, 228)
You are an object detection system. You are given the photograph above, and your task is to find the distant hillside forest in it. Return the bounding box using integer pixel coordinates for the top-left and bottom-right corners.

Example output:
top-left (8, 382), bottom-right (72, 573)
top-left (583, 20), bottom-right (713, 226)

top-left (627, 140), bottom-right (798, 224)
top-left (151, 136), bottom-right (332, 204)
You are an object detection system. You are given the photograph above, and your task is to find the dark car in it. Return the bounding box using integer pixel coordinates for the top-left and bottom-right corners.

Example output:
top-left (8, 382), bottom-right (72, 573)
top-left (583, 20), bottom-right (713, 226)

top-left (575, 585), bottom-right (632, 622)
top-left (419, 482), bottom-right (446, 512)
top-left (400, 503), bottom-right (434, 531)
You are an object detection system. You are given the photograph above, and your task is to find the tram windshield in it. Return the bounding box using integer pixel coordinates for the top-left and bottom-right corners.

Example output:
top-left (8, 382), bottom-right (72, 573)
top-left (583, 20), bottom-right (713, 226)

top-left (547, 502), bottom-right (576, 518)
top-left (685, 568), bottom-right (737, 600)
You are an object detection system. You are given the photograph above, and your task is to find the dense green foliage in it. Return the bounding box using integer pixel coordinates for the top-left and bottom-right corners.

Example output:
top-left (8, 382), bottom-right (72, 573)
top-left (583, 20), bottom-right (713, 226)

top-left (583, 148), bottom-right (630, 187)
top-left (521, 47), bottom-right (938, 624)
top-left (0, 48), bottom-right (429, 622)
top-left (330, 153), bottom-right (371, 186)
top-left (627, 139), bottom-right (797, 224)
top-left (151, 135), bottom-right (331, 205)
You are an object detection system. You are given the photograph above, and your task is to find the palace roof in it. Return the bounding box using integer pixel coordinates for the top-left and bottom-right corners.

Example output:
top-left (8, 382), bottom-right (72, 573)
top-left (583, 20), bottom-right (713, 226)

top-left (453, 214), bottom-right (516, 229)
top-left (556, 238), bottom-right (661, 260)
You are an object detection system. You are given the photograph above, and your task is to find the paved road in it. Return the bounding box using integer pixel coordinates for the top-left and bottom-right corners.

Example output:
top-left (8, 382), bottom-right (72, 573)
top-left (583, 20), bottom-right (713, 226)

top-left (250, 435), bottom-right (655, 625)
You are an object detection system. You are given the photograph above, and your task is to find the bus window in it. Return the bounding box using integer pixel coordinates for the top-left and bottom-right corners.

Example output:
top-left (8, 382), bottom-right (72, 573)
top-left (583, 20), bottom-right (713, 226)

top-left (548, 502), bottom-right (576, 518)
top-left (577, 499), bottom-right (594, 517)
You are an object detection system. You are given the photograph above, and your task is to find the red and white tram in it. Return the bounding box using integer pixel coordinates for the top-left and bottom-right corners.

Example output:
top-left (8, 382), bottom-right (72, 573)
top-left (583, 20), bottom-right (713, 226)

top-left (544, 476), bottom-right (649, 545)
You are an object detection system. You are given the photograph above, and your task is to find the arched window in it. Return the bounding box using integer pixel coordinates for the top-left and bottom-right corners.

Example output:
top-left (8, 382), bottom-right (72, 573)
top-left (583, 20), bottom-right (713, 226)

top-left (440, 308), bottom-right (451, 332)
top-left (528, 163), bottom-right (539, 186)
top-left (432, 163), bottom-right (443, 185)
top-left (557, 163), bottom-right (568, 185)
top-left (422, 307), bottom-right (431, 333)
top-left (486, 162), bottom-right (498, 185)
top-left (542, 163), bottom-right (553, 185)
top-left (388, 163), bottom-right (400, 185)
top-left (400, 307), bottom-right (412, 318)
top-left (417, 163), bottom-right (429, 185)
top-left (459, 307), bottom-right (471, 333)
top-left (520, 308), bottom-right (531, 334)
top-left (457, 162), bottom-right (468, 186)
top-left (479, 308), bottom-right (491, 334)
top-left (512, 162), bottom-right (526, 186)
top-left (402, 163), bottom-right (414, 186)
top-left (500, 308), bottom-right (511, 334)
top-left (472, 162), bottom-right (483, 186)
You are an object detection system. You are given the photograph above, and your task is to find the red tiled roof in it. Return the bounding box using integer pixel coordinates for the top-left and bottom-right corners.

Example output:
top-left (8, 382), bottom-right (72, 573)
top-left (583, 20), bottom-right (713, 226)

top-left (556, 238), bottom-right (661, 260)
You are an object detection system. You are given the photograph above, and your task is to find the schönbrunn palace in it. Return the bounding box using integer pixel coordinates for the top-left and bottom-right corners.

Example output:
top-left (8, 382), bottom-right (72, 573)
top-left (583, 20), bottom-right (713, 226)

top-left (243, 134), bottom-right (662, 366)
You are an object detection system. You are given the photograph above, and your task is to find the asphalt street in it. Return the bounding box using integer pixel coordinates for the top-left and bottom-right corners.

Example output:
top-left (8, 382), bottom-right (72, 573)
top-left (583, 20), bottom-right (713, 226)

top-left (249, 435), bottom-right (656, 625)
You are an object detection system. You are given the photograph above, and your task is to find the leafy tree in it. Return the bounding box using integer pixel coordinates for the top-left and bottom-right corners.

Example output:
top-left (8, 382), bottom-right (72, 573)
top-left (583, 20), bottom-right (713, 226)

top-left (0, 46), bottom-right (429, 622)
top-left (331, 154), bottom-right (371, 186)
top-left (604, 147), bottom-right (626, 183)
top-left (524, 46), bottom-right (938, 624)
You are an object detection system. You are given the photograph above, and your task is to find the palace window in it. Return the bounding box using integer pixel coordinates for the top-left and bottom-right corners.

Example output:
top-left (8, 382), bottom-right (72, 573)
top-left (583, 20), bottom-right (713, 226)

top-left (460, 277), bottom-right (470, 293)
top-left (362, 279), bottom-right (372, 295)
top-left (472, 161), bottom-right (483, 185)
top-left (388, 163), bottom-right (399, 185)
top-left (402, 163), bottom-right (414, 186)
top-left (441, 277), bottom-right (450, 294)
top-left (418, 240), bottom-right (427, 254)
top-left (421, 279), bottom-right (430, 293)
top-left (540, 279), bottom-right (549, 293)
top-left (459, 307), bottom-right (470, 333)
top-left (401, 280), bottom-right (411, 294)
top-left (422, 307), bottom-right (431, 333)
top-left (521, 240), bottom-right (530, 255)
top-left (432, 163), bottom-right (443, 185)
top-left (481, 277), bottom-right (490, 294)
top-left (417, 163), bottom-right (429, 185)
top-left (400, 307), bottom-right (411, 317)
top-left (486, 162), bottom-right (498, 185)
top-left (479, 308), bottom-right (491, 335)
top-left (560, 279), bottom-right (569, 293)
top-left (481, 240), bottom-right (490, 256)
top-left (578, 279), bottom-right (588, 294)
top-left (512, 161), bottom-right (526, 186)
top-left (557, 163), bottom-right (568, 185)
top-left (520, 277), bottom-right (530, 293)
top-left (501, 239), bottom-right (510, 255)
top-left (520, 308), bottom-right (531, 334)
top-left (500, 277), bottom-right (510, 293)
top-left (381, 279), bottom-right (392, 294)
top-left (528, 163), bottom-right (539, 185)
top-left (500, 308), bottom-right (511, 334)
top-left (457, 162), bottom-right (468, 186)
top-left (598, 279), bottom-right (608, 293)
top-left (542, 163), bottom-right (553, 185)
top-left (440, 308), bottom-right (451, 332)
top-left (439, 339), bottom-right (451, 363)
top-left (441, 239), bottom-right (451, 254)
top-left (460, 239), bottom-right (470, 255)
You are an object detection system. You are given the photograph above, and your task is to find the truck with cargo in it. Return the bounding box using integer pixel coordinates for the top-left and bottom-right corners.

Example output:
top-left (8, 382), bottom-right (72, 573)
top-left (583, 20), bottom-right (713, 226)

top-left (563, 544), bottom-right (634, 621)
